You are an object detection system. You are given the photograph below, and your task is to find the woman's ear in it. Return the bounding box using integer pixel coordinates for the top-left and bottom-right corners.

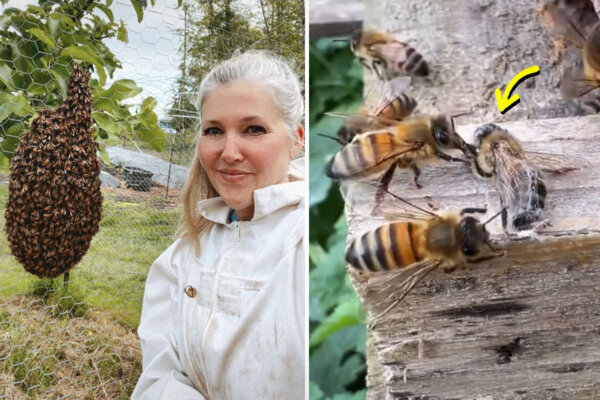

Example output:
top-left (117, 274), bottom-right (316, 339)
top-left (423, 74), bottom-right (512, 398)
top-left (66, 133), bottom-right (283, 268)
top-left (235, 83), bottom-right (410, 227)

top-left (291, 124), bottom-right (304, 158)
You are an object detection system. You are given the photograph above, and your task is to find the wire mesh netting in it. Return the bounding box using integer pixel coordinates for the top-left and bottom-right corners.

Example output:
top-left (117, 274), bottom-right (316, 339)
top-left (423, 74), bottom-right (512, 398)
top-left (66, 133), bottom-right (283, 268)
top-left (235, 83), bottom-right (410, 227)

top-left (0, 1), bottom-right (189, 397)
top-left (0, 0), bottom-right (303, 396)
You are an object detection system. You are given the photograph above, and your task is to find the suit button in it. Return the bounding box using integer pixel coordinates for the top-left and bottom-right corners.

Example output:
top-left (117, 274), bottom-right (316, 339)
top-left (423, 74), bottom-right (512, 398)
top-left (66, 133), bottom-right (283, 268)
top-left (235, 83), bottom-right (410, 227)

top-left (184, 285), bottom-right (197, 298)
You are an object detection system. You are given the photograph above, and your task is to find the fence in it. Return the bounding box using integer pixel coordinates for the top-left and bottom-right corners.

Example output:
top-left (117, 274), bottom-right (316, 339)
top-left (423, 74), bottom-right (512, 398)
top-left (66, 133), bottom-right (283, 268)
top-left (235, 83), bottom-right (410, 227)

top-left (0, 1), bottom-right (192, 398)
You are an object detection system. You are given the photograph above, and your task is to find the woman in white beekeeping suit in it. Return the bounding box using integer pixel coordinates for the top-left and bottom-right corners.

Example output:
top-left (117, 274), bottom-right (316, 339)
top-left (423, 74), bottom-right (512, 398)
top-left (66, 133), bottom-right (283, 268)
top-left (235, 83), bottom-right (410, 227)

top-left (132, 50), bottom-right (305, 399)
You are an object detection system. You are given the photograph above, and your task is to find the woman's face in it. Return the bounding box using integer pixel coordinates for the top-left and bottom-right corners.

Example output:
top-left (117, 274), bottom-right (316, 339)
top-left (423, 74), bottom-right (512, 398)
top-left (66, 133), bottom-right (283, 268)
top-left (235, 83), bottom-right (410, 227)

top-left (199, 80), bottom-right (303, 221)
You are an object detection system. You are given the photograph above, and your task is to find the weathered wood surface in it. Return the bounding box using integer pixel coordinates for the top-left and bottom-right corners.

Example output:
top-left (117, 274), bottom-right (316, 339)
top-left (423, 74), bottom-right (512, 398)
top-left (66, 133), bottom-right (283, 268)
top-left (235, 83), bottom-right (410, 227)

top-left (379, 0), bottom-right (598, 123)
top-left (343, 115), bottom-right (600, 399)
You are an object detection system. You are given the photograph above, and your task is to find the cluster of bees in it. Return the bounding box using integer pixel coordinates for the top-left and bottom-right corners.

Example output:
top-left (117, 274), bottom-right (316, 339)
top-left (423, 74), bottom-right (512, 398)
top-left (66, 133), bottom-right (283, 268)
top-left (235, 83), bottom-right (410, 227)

top-left (5, 63), bottom-right (103, 279)
top-left (325, 0), bottom-right (593, 321)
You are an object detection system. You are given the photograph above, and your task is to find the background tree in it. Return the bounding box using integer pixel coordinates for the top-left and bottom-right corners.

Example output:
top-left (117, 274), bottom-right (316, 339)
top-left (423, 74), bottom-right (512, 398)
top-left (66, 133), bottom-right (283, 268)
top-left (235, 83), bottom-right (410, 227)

top-left (167, 0), bottom-right (305, 165)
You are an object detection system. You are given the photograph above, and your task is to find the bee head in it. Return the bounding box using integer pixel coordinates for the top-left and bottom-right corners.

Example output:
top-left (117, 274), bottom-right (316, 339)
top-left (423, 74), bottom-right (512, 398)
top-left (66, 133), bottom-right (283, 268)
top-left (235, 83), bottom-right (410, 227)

top-left (473, 123), bottom-right (506, 146)
top-left (431, 115), bottom-right (472, 153)
top-left (459, 216), bottom-right (487, 257)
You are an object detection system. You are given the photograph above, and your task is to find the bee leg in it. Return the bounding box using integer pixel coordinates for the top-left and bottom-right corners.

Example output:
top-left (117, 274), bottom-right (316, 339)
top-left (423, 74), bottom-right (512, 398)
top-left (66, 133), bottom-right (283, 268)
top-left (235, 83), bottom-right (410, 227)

top-left (358, 57), bottom-right (372, 72)
top-left (372, 59), bottom-right (385, 80)
top-left (469, 251), bottom-right (506, 263)
top-left (373, 163), bottom-right (397, 214)
top-left (410, 164), bottom-right (422, 189)
top-left (473, 158), bottom-right (494, 178)
top-left (435, 150), bottom-right (469, 164)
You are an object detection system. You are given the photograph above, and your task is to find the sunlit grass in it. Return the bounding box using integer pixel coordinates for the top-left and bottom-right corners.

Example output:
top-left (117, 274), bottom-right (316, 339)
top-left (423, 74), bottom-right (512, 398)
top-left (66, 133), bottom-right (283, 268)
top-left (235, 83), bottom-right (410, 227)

top-left (0, 183), bottom-right (181, 329)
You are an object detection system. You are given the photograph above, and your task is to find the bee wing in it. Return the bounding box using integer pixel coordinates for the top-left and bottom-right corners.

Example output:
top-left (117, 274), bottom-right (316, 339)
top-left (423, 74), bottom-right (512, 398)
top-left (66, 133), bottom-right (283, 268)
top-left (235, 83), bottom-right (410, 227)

top-left (369, 77), bottom-right (417, 120)
top-left (560, 67), bottom-right (600, 100)
top-left (525, 150), bottom-right (584, 174)
top-left (363, 76), bottom-right (410, 108)
top-left (341, 181), bottom-right (435, 221)
top-left (325, 112), bottom-right (398, 127)
top-left (368, 259), bottom-right (442, 323)
top-left (490, 144), bottom-right (538, 208)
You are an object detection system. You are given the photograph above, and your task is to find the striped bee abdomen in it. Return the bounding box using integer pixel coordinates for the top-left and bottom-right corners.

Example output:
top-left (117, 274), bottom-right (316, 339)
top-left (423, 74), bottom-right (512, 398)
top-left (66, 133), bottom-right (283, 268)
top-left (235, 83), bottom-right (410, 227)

top-left (402, 47), bottom-right (428, 76)
top-left (346, 222), bottom-right (423, 272)
top-left (325, 131), bottom-right (397, 180)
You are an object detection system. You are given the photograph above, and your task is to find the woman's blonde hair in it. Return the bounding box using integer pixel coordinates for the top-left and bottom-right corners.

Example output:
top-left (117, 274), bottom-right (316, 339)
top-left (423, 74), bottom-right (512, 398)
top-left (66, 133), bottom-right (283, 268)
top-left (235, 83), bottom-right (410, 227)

top-left (180, 50), bottom-right (304, 247)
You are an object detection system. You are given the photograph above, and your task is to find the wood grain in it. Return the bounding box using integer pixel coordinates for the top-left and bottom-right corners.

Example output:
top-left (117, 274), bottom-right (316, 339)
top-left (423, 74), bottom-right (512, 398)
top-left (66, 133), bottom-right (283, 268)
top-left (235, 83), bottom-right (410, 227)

top-left (344, 115), bottom-right (600, 399)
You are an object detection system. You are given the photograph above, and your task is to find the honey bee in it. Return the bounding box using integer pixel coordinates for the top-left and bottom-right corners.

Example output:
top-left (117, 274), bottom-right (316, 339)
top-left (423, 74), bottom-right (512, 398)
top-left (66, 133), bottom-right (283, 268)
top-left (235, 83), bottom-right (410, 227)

top-left (326, 114), bottom-right (474, 207)
top-left (470, 123), bottom-right (576, 232)
top-left (541, 0), bottom-right (600, 101)
top-left (541, 0), bottom-right (598, 45)
top-left (345, 188), bottom-right (504, 321)
top-left (335, 77), bottom-right (418, 144)
top-left (351, 29), bottom-right (429, 80)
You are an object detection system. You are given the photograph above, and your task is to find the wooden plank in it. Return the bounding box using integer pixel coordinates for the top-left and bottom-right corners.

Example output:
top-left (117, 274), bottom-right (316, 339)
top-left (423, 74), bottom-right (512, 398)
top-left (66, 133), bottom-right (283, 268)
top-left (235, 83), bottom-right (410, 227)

top-left (342, 115), bottom-right (600, 399)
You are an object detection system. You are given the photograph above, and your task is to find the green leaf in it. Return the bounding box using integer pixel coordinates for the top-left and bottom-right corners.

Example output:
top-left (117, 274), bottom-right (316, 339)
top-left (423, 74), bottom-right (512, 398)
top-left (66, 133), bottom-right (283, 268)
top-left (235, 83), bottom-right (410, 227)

top-left (93, 3), bottom-right (114, 22)
top-left (98, 79), bottom-right (142, 102)
top-left (136, 124), bottom-right (165, 151)
top-left (131, 0), bottom-right (144, 23)
top-left (25, 5), bottom-right (46, 17)
top-left (0, 153), bottom-right (9, 167)
top-left (309, 381), bottom-right (325, 400)
top-left (310, 295), bottom-right (365, 347)
top-left (138, 108), bottom-right (158, 129)
top-left (28, 27), bottom-right (56, 50)
top-left (0, 63), bottom-right (14, 90)
top-left (331, 389), bottom-right (367, 400)
top-left (60, 46), bottom-right (106, 86)
top-left (309, 326), bottom-right (366, 396)
top-left (92, 111), bottom-right (121, 137)
top-left (309, 218), bottom-right (353, 324)
top-left (0, 93), bottom-right (34, 121)
top-left (0, 121), bottom-right (25, 157)
top-left (117, 20), bottom-right (128, 43)
top-left (49, 68), bottom-right (68, 98)
top-left (141, 96), bottom-right (157, 112)
top-left (98, 142), bottom-right (110, 165)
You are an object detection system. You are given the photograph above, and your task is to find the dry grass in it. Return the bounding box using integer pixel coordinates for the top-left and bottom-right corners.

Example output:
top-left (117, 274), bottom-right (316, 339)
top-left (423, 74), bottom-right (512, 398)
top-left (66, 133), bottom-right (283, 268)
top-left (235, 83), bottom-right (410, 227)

top-left (0, 183), bottom-right (183, 398)
top-left (0, 296), bottom-right (142, 399)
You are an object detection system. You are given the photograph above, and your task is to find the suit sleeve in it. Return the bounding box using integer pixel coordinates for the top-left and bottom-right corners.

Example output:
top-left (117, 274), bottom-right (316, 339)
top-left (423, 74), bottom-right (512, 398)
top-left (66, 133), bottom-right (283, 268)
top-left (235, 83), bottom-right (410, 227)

top-left (131, 241), bottom-right (206, 400)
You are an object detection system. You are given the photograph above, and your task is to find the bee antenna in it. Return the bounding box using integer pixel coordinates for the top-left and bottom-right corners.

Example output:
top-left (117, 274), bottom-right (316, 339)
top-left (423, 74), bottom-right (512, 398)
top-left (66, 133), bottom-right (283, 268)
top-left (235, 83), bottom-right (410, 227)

top-left (450, 112), bottom-right (472, 131)
top-left (483, 210), bottom-right (502, 226)
top-left (567, 18), bottom-right (586, 44)
top-left (332, 39), bottom-right (350, 43)
top-left (317, 133), bottom-right (343, 145)
top-left (381, 187), bottom-right (436, 216)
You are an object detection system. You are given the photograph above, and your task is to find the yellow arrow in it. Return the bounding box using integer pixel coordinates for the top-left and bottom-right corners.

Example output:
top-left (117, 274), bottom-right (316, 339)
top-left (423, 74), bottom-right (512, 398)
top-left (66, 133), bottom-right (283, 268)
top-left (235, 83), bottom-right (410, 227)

top-left (495, 65), bottom-right (540, 114)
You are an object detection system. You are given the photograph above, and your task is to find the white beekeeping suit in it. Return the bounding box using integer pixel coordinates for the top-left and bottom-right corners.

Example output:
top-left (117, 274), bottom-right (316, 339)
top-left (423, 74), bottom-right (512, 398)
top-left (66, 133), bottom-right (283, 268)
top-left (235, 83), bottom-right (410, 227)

top-left (132, 160), bottom-right (305, 399)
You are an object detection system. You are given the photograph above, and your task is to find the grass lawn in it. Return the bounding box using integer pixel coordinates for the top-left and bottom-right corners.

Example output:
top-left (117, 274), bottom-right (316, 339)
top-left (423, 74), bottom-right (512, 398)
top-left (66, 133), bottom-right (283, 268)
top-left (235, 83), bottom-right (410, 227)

top-left (0, 183), bottom-right (182, 398)
top-left (0, 183), bottom-right (182, 329)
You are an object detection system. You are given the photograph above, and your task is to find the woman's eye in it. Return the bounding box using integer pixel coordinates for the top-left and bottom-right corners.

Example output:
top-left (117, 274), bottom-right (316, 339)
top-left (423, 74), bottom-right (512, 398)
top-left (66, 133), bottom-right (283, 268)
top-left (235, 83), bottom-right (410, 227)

top-left (247, 125), bottom-right (266, 135)
top-left (203, 127), bottom-right (222, 136)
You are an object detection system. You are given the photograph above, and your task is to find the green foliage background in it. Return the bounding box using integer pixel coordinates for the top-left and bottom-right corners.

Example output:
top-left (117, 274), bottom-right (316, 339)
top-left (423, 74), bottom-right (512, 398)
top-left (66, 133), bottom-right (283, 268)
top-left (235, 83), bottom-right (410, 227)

top-left (0, 0), bottom-right (167, 167)
top-left (309, 38), bottom-right (367, 400)
top-left (167, 0), bottom-right (305, 165)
